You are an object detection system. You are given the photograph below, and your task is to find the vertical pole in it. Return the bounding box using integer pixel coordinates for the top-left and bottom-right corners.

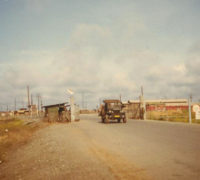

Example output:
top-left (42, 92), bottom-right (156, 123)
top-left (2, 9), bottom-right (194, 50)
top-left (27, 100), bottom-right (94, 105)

top-left (144, 100), bottom-right (146, 120)
top-left (82, 92), bottom-right (84, 109)
top-left (40, 95), bottom-right (43, 113)
top-left (188, 96), bottom-right (192, 124)
top-left (14, 98), bottom-right (16, 111)
top-left (141, 86), bottom-right (143, 97)
top-left (37, 95), bottom-right (40, 116)
top-left (30, 94), bottom-right (33, 117)
top-left (27, 86), bottom-right (30, 110)
top-left (70, 96), bottom-right (75, 121)
top-left (31, 94), bottom-right (33, 105)
top-left (140, 86), bottom-right (146, 120)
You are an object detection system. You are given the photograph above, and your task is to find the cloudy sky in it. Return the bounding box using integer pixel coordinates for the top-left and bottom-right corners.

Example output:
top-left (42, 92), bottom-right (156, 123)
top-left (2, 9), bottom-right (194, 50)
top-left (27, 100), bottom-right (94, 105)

top-left (0, 0), bottom-right (200, 110)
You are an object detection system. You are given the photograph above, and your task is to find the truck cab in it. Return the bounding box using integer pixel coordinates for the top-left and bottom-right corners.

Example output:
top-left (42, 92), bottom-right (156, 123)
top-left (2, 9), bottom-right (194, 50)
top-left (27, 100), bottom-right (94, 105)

top-left (99, 99), bottom-right (126, 123)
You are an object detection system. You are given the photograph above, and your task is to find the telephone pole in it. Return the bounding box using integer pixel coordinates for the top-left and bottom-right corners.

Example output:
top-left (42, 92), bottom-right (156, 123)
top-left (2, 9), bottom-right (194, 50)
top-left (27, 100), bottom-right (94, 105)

top-left (81, 92), bottom-right (85, 109)
top-left (141, 86), bottom-right (144, 96)
top-left (14, 98), bottom-right (16, 111)
top-left (188, 95), bottom-right (192, 124)
top-left (31, 94), bottom-right (33, 105)
top-left (37, 94), bottom-right (40, 116)
top-left (40, 95), bottom-right (43, 112)
top-left (27, 86), bottom-right (30, 110)
top-left (140, 86), bottom-right (146, 120)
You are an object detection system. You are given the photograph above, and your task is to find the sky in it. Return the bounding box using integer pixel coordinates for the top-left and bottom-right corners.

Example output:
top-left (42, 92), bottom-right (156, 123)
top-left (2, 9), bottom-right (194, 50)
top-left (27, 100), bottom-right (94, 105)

top-left (0, 0), bottom-right (200, 110)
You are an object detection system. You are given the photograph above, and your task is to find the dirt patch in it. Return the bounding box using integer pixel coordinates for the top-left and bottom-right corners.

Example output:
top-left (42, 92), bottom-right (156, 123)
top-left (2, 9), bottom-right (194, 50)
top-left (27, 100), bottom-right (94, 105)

top-left (0, 118), bottom-right (48, 164)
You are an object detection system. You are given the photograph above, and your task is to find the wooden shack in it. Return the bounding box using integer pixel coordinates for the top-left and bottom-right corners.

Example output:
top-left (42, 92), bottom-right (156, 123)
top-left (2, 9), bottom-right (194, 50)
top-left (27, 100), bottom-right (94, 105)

top-left (122, 100), bottom-right (141, 119)
top-left (43, 103), bottom-right (70, 122)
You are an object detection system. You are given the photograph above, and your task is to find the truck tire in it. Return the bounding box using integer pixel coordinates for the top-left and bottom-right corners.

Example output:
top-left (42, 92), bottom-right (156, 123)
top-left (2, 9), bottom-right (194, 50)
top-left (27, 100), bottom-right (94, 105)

top-left (123, 118), bottom-right (127, 123)
top-left (105, 115), bottom-right (109, 123)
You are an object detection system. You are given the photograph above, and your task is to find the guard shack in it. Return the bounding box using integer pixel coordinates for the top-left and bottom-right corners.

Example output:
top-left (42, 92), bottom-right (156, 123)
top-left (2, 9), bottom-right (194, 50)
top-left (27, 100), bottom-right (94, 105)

top-left (43, 103), bottom-right (71, 122)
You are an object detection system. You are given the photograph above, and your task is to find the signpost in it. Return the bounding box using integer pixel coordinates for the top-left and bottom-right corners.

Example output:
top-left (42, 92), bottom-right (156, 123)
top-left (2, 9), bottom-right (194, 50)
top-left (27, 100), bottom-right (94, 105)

top-left (193, 104), bottom-right (200, 120)
top-left (67, 89), bottom-right (75, 122)
top-left (188, 97), bottom-right (192, 124)
top-left (67, 89), bottom-right (80, 122)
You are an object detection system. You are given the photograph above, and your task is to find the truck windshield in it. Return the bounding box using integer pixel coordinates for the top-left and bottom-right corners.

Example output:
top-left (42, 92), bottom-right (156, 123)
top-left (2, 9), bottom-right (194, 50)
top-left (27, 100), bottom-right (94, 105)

top-left (107, 103), bottom-right (121, 110)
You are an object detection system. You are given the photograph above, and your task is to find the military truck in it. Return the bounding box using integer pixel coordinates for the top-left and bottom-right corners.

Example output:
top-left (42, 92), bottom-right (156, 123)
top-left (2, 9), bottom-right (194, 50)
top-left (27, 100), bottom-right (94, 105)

top-left (99, 99), bottom-right (126, 123)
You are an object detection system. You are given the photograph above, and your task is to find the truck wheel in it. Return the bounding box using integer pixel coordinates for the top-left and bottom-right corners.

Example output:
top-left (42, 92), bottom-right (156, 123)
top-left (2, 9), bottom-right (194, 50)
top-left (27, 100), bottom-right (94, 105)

top-left (123, 118), bottom-right (127, 123)
top-left (105, 115), bottom-right (109, 123)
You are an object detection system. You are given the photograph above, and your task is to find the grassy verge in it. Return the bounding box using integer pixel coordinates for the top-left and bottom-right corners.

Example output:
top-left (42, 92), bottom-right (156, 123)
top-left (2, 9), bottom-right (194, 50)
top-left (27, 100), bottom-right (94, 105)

top-left (146, 110), bottom-right (200, 124)
top-left (0, 118), bottom-right (48, 164)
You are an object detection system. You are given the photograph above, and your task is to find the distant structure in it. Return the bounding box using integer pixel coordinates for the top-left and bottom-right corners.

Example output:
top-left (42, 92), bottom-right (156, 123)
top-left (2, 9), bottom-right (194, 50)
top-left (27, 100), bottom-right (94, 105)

top-left (123, 99), bottom-right (188, 120)
top-left (43, 102), bottom-right (71, 122)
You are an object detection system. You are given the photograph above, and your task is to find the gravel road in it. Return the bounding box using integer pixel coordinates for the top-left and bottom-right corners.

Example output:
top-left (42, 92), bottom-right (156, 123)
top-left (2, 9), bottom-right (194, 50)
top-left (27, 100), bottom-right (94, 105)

top-left (0, 114), bottom-right (200, 180)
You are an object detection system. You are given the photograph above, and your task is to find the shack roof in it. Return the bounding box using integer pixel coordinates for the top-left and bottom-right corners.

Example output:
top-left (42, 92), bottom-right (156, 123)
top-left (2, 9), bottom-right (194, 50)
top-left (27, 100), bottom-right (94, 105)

top-left (43, 102), bottom-right (69, 108)
top-left (103, 99), bottom-right (121, 103)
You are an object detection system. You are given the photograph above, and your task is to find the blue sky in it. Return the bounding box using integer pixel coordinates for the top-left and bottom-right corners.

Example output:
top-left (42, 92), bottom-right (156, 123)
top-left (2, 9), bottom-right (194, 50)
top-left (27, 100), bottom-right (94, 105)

top-left (0, 0), bottom-right (200, 109)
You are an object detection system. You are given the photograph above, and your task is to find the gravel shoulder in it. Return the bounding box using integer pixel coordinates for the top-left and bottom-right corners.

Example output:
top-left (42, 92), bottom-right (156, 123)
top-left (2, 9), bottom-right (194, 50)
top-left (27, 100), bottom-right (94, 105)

top-left (0, 117), bottom-right (146, 180)
top-left (0, 114), bottom-right (200, 180)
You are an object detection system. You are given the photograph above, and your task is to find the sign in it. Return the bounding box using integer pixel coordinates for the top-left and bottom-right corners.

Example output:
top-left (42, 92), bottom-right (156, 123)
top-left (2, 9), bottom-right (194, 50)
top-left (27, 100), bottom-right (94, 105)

top-left (193, 105), bottom-right (200, 120)
top-left (196, 111), bottom-right (200, 120)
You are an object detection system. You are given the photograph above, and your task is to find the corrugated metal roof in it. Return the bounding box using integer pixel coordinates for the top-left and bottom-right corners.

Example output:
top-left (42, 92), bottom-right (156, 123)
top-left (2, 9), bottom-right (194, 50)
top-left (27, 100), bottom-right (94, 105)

top-left (43, 102), bottom-right (69, 108)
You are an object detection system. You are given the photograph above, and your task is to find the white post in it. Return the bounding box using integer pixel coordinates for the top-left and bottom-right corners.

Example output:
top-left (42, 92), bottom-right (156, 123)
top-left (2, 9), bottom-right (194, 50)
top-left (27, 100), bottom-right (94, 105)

top-left (140, 95), bottom-right (146, 120)
top-left (143, 100), bottom-right (146, 120)
top-left (188, 97), bottom-right (192, 124)
top-left (70, 96), bottom-right (75, 121)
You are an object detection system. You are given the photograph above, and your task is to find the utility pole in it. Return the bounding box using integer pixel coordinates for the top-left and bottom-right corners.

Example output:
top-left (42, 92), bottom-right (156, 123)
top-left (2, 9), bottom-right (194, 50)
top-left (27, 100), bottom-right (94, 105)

top-left (81, 92), bottom-right (85, 109)
top-left (40, 95), bottom-right (43, 112)
top-left (37, 94), bottom-right (40, 116)
top-left (14, 98), bottom-right (16, 111)
top-left (22, 99), bottom-right (24, 108)
top-left (31, 94), bottom-right (33, 105)
top-left (27, 86), bottom-right (30, 110)
top-left (188, 95), bottom-right (192, 124)
top-left (99, 98), bottom-right (101, 106)
top-left (141, 86), bottom-right (143, 97)
top-left (140, 86), bottom-right (146, 120)
top-left (120, 94), bottom-right (122, 101)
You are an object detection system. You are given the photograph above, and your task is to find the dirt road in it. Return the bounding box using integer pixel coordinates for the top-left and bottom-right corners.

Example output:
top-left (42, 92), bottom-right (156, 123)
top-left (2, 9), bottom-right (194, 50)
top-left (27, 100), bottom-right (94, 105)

top-left (0, 114), bottom-right (200, 180)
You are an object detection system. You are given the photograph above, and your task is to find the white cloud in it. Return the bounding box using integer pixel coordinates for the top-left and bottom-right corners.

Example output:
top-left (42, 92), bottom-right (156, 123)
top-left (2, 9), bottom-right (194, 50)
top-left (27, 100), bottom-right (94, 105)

top-left (1, 21), bottom-right (200, 110)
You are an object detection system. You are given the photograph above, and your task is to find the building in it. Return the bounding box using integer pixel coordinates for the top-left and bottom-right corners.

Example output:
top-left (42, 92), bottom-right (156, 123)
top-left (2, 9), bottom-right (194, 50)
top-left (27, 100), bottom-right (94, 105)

top-left (43, 102), bottom-right (70, 122)
top-left (123, 99), bottom-right (189, 120)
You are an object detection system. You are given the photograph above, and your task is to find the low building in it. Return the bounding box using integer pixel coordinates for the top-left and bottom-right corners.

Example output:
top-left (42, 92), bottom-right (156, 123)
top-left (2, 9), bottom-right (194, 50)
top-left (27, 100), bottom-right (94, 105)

top-left (17, 108), bottom-right (29, 115)
top-left (123, 99), bottom-right (189, 120)
top-left (122, 101), bottom-right (141, 119)
top-left (145, 99), bottom-right (188, 111)
top-left (43, 102), bottom-right (70, 122)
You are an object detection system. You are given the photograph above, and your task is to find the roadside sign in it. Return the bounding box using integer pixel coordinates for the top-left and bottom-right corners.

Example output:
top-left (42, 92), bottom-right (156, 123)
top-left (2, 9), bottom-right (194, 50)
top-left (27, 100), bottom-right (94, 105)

top-left (193, 105), bottom-right (200, 112)
top-left (193, 105), bottom-right (200, 120)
